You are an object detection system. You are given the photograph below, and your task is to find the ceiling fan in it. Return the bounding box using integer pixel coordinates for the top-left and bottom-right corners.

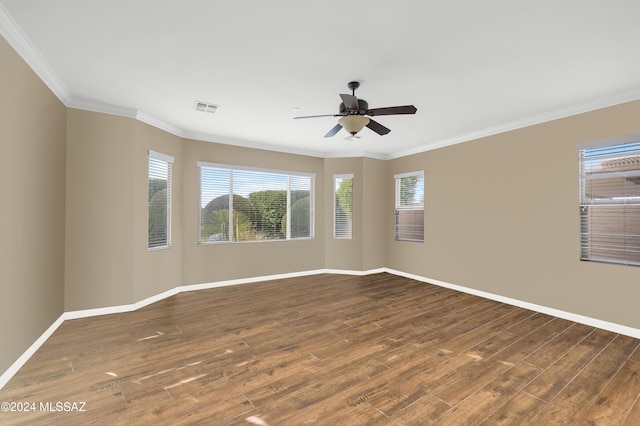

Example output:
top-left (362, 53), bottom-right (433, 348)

top-left (294, 81), bottom-right (417, 139)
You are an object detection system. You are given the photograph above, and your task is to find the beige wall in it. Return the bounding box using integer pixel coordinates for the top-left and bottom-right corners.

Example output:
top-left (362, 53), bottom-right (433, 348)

top-left (324, 157), bottom-right (364, 270)
top-left (65, 110), bottom-right (136, 310)
top-left (133, 122), bottom-right (183, 301)
top-left (64, 117), bottom-right (326, 311)
top-left (362, 158), bottom-right (387, 270)
top-left (4, 27), bottom-right (640, 378)
top-left (0, 37), bottom-right (66, 372)
top-left (324, 157), bottom-right (387, 270)
top-left (387, 100), bottom-right (640, 329)
top-left (65, 113), bottom-right (186, 310)
top-left (181, 139), bottom-right (326, 285)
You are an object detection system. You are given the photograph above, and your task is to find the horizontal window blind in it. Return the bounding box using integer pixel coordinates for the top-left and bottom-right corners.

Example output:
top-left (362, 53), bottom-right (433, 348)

top-left (199, 163), bottom-right (314, 243)
top-left (580, 141), bottom-right (640, 265)
top-left (395, 171), bottom-right (424, 242)
top-left (334, 174), bottom-right (353, 239)
top-left (148, 151), bottom-right (173, 249)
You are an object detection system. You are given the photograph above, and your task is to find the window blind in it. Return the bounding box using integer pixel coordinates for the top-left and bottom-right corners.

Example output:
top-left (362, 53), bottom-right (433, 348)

top-left (198, 162), bottom-right (314, 243)
top-left (395, 171), bottom-right (424, 242)
top-left (148, 151), bottom-right (174, 249)
top-left (580, 141), bottom-right (640, 265)
top-left (334, 174), bottom-right (353, 239)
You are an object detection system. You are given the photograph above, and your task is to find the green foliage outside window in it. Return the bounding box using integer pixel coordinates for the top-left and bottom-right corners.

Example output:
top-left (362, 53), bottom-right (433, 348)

top-left (148, 179), bottom-right (168, 248)
top-left (336, 177), bottom-right (353, 219)
top-left (200, 190), bottom-right (311, 242)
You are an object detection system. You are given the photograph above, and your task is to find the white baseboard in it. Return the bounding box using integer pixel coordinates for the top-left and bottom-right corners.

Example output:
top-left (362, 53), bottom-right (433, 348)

top-left (0, 315), bottom-right (66, 390)
top-left (178, 268), bottom-right (386, 293)
top-left (384, 268), bottom-right (640, 340)
top-left (2, 267), bottom-right (639, 389)
top-left (0, 268), bottom-right (375, 389)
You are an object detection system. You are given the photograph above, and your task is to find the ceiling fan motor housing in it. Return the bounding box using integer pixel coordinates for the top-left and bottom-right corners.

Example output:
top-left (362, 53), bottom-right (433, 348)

top-left (339, 99), bottom-right (369, 115)
top-left (293, 80), bottom-right (416, 138)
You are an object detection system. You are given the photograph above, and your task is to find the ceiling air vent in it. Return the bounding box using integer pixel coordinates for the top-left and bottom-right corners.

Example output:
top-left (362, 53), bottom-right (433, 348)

top-left (194, 101), bottom-right (219, 114)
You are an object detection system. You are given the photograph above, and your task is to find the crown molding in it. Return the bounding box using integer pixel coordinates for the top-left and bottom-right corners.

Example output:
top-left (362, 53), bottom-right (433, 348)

top-left (4, 0), bottom-right (640, 161)
top-left (68, 88), bottom-right (640, 161)
top-left (182, 130), bottom-right (330, 158)
top-left (387, 89), bottom-right (640, 160)
top-left (135, 110), bottom-right (185, 138)
top-left (67, 97), bottom-right (137, 118)
top-left (323, 150), bottom-right (388, 160)
top-left (0, 3), bottom-right (72, 105)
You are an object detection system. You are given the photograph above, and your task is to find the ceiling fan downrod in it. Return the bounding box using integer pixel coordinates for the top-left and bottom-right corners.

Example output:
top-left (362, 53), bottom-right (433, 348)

top-left (347, 81), bottom-right (360, 96)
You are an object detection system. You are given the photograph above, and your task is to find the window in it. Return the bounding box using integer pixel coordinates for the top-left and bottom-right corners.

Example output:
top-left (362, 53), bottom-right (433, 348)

top-left (579, 138), bottom-right (640, 265)
top-left (198, 162), bottom-right (314, 243)
top-left (395, 171), bottom-right (424, 242)
top-left (148, 151), bottom-right (173, 250)
top-left (334, 174), bottom-right (353, 239)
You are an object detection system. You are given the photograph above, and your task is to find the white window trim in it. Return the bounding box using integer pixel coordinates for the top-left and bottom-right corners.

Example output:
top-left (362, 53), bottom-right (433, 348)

top-left (394, 170), bottom-right (424, 180)
top-left (197, 161), bottom-right (315, 178)
top-left (334, 174), bottom-right (354, 239)
top-left (394, 170), bottom-right (425, 210)
top-left (148, 150), bottom-right (174, 251)
top-left (576, 133), bottom-right (640, 152)
top-left (395, 170), bottom-right (425, 242)
top-left (198, 162), bottom-right (315, 244)
top-left (150, 150), bottom-right (174, 164)
top-left (578, 137), bottom-right (640, 266)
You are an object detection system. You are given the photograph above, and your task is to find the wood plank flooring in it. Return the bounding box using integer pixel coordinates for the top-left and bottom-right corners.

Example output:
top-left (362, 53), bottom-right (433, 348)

top-left (1, 273), bottom-right (639, 425)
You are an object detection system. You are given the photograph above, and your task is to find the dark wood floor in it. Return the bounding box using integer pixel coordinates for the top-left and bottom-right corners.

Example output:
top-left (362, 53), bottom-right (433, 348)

top-left (1, 273), bottom-right (639, 425)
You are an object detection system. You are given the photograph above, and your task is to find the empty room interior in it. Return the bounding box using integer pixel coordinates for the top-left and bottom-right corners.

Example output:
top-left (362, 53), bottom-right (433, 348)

top-left (2, 1), bottom-right (640, 424)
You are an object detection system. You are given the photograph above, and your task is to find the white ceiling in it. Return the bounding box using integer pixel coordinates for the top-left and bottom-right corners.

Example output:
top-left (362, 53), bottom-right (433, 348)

top-left (2, 1), bottom-right (640, 159)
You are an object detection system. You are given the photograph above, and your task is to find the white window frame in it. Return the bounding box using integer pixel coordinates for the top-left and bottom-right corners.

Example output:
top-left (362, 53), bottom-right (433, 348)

top-left (395, 170), bottom-right (425, 242)
top-left (148, 150), bottom-right (174, 251)
top-left (198, 162), bottom-right (315, 244)
top-left (578, 135), bottom-right (640, 266)
top-left (334, 174), bottom-right (354, 239)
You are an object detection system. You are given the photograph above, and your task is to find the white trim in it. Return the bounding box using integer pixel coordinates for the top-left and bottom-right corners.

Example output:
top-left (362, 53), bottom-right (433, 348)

top-left (64, 288), bottom-right (182, 321)
top-left (67, 97), bottom-right (137, 118)
top-left (323, 150), bottom-right (388, 160)
top-left (333, 173), bottom-right (354, 179)
top-left (576, 133), bottom-right (640, 152)
top-left (197, 161), bottom-right (316, 178)
top-left (394, 170), bottom-right (424, 179)
top-left (0, 314), bottom-right (65, 389)
top-left (384, 268), bottom-right (640, 340)
top-left (184, 131), bottom-right (329, 159)
top-left (0, 3), bottom-right (72, 105)
top-left (2, 267), bottom-right (638, 390)
top-left (387, 89), bottom-right (640, 160)
top-left (149, 150), bottom-right (174, 164)
top-left (136, 110), bottom-right (185, 138)
top-left (333, 174), bottom-right (354, 239)
top-left (4, 1), bottom-right (640, 162)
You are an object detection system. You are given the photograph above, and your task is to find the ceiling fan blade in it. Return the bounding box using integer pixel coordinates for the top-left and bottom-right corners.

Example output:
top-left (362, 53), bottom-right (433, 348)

top-left (366, 105), bottom-right (417, 116)
top-left (294, 114), bottom-right (340, 119)
top-left (324, 123), bottom-right (343, 138)
top-left (340, 94), bottom-right (359, 111)
top-left (366, 119), bottom-right (391, 136)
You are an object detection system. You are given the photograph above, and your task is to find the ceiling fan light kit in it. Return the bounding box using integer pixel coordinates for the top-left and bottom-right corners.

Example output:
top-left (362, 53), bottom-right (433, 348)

top-left (294, 81), bottom-right (417, 140)
top-left (339, 115), bottom-right (370, 135)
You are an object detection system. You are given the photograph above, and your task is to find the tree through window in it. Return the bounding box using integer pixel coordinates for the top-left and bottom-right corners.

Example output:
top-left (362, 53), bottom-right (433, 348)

top-left (148, 151), bottom-right (173, 249)
top-left (334, 174), bottom-right (353, 239)
top-left (198, 163), bottom-right (315, 243)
